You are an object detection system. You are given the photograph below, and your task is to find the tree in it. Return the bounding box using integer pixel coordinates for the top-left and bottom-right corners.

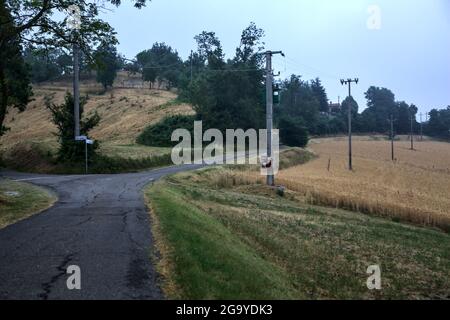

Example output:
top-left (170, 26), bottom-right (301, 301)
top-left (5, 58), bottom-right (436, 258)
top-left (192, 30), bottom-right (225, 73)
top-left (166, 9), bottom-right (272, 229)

top-left (363, 86), bottom-right (396, 132)
top-left (0, 4), bottom-right (32, 136)
top-left (136, 42), bottom-right (183, 89)
top-left (0, 0), bottom-right (149, 137)
top-left (278, 116), bottom-right (309, 148)
top-left (311, 78), bottom-right (328, 113)
top-left (234, 22), bottom-right (265, 64)
top-left (194, 31), bottom-right (224, 70)
top-left (340, 96), bottom-right (358, 118)
top-left (339, 96), bottom-right (361, 132)
top-left (94, 43), bottom-right (119, 89)
top-left (396, 101), bottom-right (411, 134)
top-left (276, 75), bottom-right (319, 134)
top-left (187, 23), bottom-right (266, 131)
top-left (56, 51), bottom-right (73, 75)
top-left (23, 47), bottom-right (62, 83)
top-left (426, 107), bottom-right (450, 138)
top-left (45, 93), bottom-right (100, 162)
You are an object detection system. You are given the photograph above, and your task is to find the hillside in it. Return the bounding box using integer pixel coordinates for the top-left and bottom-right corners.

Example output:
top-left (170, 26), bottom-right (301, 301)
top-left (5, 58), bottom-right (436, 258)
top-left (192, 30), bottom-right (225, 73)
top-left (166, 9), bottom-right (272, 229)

top-left (0, 75), bottom-right (194, 169)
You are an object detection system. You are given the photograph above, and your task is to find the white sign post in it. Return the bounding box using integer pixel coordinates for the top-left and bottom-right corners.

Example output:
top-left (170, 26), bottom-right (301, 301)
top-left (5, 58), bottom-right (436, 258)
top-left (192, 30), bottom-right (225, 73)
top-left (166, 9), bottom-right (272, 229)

top-left (75, 136), bottom-right (94, 174)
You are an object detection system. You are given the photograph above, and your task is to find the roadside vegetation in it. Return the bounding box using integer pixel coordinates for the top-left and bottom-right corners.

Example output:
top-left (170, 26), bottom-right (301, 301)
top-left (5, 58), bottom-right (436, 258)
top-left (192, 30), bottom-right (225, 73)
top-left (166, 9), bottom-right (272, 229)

top-left (0, 84), bottom-right (190, 173)
top-left (145, 154), bottom-right (449, 299)
top-left (0, 179), bottom-right (56, 229)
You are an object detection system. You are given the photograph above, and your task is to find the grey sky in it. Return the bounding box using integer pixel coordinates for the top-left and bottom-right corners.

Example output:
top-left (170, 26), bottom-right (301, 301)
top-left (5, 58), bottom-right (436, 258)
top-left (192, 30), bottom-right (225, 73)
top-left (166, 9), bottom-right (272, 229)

top-left (100, 0), bottom-right (450, 116)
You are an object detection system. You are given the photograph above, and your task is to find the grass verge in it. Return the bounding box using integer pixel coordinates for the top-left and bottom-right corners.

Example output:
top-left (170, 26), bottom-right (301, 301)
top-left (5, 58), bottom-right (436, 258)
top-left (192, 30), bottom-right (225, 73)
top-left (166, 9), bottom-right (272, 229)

top-left (0, 141), bottom-right (173, 174)
top-left (0, 179), bottom-right (57, 229)
top-left (144, 167), bottom-right (450, 300)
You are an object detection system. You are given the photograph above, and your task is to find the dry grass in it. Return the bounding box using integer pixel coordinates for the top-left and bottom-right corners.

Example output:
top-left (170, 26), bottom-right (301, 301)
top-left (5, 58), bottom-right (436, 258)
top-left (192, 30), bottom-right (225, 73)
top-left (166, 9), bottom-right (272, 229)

top-left (145, 167), bottom-right (450, 299)
top-left (0, 82), bottom-right (193, 159)
top-left (276, 137), bottom-right (450, 231)
top-left (190, 138), bottom-right (450, 231)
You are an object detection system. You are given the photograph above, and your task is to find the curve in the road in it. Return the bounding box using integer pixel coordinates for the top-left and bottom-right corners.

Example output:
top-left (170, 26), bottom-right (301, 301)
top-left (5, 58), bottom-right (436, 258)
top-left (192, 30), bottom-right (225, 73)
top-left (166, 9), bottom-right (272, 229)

top-left (0, 164), bottom-right (203, 300)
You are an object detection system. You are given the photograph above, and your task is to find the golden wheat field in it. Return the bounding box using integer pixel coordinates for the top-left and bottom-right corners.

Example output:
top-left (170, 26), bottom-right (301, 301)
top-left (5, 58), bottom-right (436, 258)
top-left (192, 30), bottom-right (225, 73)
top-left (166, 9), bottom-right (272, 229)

top-left (276, 137), bottom-right (450, 231)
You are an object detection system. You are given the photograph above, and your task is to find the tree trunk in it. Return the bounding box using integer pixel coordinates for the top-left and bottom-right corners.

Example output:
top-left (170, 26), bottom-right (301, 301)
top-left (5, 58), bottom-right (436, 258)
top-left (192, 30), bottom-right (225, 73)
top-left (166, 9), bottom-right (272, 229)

top-left (0, 64), bottom-right (8, 135)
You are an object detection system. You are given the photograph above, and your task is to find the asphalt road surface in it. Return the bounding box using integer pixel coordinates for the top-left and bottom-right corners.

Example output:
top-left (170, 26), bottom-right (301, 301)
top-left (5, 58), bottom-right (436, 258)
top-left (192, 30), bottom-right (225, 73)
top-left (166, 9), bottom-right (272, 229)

top-left (0, 164), bottom-right (203, 300)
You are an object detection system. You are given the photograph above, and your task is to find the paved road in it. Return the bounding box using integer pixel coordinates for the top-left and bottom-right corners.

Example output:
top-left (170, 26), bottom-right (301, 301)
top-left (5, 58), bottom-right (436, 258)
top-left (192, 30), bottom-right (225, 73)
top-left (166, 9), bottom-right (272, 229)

top-left (0, 165), bottom-right (203, 300)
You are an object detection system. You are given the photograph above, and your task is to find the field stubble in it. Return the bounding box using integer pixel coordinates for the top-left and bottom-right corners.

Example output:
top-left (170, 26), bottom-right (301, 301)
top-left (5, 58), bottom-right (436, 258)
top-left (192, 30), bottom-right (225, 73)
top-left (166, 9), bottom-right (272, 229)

top-left (277, 138), bottom-right (450, 231)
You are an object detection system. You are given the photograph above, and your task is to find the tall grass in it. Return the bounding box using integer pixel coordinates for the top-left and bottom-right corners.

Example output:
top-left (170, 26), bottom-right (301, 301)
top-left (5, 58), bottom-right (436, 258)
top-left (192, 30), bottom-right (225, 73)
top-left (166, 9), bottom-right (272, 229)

top-left (277, 178), bottom-right (450, 233)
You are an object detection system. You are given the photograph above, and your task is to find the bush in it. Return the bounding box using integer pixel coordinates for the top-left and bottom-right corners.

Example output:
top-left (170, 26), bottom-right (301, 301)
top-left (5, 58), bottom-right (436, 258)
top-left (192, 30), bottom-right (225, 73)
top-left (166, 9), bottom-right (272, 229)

top-left (45, 93), bottom-right (100, 162)
top-left (46, 154), bottom-right (173, 174)
top-left (278, 116), bottom-right (309, 148)
top-left (88, 154), bottom-right (173, 174)
top-left (137, 115), bottom-right (196, 147)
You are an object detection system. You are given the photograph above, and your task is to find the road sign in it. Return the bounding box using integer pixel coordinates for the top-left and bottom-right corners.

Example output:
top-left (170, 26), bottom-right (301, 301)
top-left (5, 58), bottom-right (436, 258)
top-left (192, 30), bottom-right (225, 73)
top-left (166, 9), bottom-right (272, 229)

top-left (75, 136), bottom-right (94, 174)
top-left (75, 135), bottom-right (87, 141)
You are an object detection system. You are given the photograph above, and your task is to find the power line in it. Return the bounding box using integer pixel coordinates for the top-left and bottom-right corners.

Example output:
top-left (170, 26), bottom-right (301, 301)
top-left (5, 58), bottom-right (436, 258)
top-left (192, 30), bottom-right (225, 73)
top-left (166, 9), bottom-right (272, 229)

top-left (282, 55), bottom-right (341, 81)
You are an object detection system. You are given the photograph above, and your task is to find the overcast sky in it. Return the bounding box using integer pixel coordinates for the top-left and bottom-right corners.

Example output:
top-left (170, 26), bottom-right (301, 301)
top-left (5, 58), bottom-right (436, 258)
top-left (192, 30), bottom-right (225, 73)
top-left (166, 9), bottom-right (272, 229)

top-left (100, 0), bottom-right (450, 117)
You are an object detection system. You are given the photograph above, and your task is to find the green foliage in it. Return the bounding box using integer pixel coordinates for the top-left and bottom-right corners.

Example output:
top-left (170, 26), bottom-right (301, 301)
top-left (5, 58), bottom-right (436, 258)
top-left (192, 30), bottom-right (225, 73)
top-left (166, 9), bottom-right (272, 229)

top-left (1, 0), bottom-right (148, 136)
top-left (340, 96), bottom-right (359, 118)
top-left (361, 86), bottom-right (397, 132)
top-left (45, 93), bottom-right (100, 162)
top-left (146, 182), bottom-right (296, 299)
top-left (425, 106), bottom-right (450, 139)
top-left (23, 48), bottom-right (62, 83)
top-left (24, 47), bottom-right (96, 84)
top-left (179, 23), bottom-right (265, 131)
top-left (136, 42), bottom-right (183, 89)
top-left (276, 75), bottom-right (318, 135)
top-left (311, 77), bottom-right (329, 113)
top-left (137, 115), bottom-right (196, 147)
top-left (0, 4), bottom-right (32, 136)
top-left (87, 153), bottom-right (172, 174)
top-left (278, 116), bottom-right (309, 148)
top-left (146, 170), bottom-right (450, 299)
top-left (94, 43), bottom-right (120, 89)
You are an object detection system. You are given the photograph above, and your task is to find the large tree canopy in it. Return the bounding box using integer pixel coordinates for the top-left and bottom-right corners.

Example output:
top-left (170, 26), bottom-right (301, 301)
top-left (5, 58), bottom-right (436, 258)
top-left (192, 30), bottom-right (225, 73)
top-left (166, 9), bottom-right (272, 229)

top-left (186, 23), bottom-right (266, 131)
top-left (0, 0), bottom-right (149, 136)
top-left (94, 42), bottom-right (120, 89)
top-left (136, 42), bottom-right (183, 89)
top-left (0, 3), bottom-right (32, 135)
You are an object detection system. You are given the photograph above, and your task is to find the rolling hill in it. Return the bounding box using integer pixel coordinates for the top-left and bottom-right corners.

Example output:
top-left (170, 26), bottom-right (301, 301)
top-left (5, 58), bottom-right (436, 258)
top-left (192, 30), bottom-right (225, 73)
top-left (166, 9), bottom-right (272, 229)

top-left (0, 73), bottom-right (194, 171)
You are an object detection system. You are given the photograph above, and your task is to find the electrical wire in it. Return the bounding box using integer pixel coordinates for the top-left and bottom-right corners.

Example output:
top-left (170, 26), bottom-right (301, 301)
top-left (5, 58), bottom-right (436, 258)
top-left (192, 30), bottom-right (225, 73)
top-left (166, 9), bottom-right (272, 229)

top-left (280, 55), bottom-right (341, 81)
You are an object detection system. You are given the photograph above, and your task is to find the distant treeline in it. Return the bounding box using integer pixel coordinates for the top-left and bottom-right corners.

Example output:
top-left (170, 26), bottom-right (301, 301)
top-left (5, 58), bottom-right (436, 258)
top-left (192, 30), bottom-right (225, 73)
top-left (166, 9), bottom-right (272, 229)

top-left (24, 24), bottom-right (450, 145)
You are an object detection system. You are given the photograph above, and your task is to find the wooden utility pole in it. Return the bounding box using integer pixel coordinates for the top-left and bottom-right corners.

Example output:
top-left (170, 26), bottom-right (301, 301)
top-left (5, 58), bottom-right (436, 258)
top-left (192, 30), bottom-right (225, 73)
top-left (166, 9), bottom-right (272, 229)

top-left (410, 113), bottom-right (414, 150)
top-left (190, 50), bottom-right (193, 83)
top-left (265, 50), bottom-right (284, 186)
top-left (340, 78), bottom-right (359, 171)
top-left (73, 44), bottom-right (80, 138)
top-left (419, 112), bottom-right (423, 141)
top-left (389, 114), bottom-right (395, 161)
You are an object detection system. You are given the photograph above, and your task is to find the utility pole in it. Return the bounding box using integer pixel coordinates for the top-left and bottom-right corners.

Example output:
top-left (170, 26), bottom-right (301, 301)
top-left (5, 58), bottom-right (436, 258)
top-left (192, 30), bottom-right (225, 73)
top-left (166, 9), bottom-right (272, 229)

top-left (389, 114), bottom-right (395, 161)
top-left (73, 43), bottom-right (80, 138)
top-left (67, 4), bottom-right (81, 139)
top-left (340, 78), bottom-right (359, 171)
top-left (410, 113), bottom-right (414, 150)
top-left (190, 50), bottom-right (193, 83)
top-left (265, 50), bottom-right (284, 186)
top-left (419, 113), bottom-right (423, 141)
top-left (85, 138), bottom-right (88, 174)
